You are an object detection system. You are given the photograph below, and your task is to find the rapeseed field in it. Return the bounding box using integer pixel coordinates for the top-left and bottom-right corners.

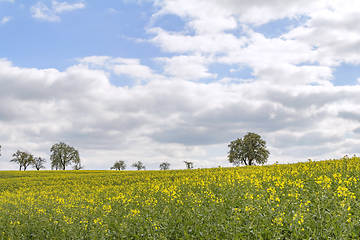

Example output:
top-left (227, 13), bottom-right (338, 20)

top-left (0, 156), bottom-right (359, 239)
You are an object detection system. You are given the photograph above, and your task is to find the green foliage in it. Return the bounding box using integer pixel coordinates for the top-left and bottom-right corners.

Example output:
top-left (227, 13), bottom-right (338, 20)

top-left (10, 150), bottom-right (34, 171)
top-left (228, 132), bottom-right (270, 166)
top-left (131, 161), bottom-right (145, 170)
top-left (159, 162), bottom-right (170, 170)
top-left (111, 160), bottom-right (126, 170)
top-left (50, 142), bottom-right (81, 170)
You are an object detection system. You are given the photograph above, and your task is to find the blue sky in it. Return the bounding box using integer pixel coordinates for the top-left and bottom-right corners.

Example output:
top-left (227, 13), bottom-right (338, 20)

top-left (1, 1), bottom-right (160, 70)
top-left (1, 0), bottom-right (360, 170)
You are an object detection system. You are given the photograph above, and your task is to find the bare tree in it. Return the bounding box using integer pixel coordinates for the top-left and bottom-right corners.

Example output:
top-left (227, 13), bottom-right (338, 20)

top-left (72, 160), bottom-right (85, 170)
top-left (32, 157), bottom-right (46, 170)
top-left (184, 161), bottom-right (193, 169)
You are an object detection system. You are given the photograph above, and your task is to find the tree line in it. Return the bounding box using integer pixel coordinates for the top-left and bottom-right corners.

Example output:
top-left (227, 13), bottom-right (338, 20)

top-left (3, 132), bottom-right (270, 171)
top-left (7, 142), bottom-right (83, 171)
top-left (111, 132), bottom-right (269, 170)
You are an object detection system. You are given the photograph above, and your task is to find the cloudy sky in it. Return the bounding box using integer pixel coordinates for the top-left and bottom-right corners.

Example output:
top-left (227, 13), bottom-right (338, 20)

top-left (1, 0), bottom-right (360, 170)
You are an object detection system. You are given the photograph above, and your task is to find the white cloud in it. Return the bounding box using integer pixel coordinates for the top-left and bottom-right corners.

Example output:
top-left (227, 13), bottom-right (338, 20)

top-left (283, 3), bottom-right (360, 66)
top-left (52, 0), bottom-right (85, 13)
top-left (150, 0), bottom-right (360, 88)
top-left (1, 58), bottom-right (360, 169)
top-left (30, 1), bottom-right (85, 22)
top-left (31, 2), bottom-right (60, 22)
top-left (79, 56), bottom-right (165, 82)
top-left (3, 0), bottom-right (360, 169)
top-left (154, 0), bottom-right (323, 29)
top-left (148, 27), bottom-right (248, 54)
top-left (1, 16), bottom-right (12, 24)
top-left (156, 54), bottom-right (216, 80)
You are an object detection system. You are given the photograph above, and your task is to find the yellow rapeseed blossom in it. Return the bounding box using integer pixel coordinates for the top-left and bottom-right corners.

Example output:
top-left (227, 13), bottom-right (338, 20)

top-left (0, 156), bottom-right (359, 238)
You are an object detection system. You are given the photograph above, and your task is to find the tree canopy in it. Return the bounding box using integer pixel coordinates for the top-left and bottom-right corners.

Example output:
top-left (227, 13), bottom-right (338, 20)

top-left (111, 160), bottom-right (126, 170)
top-left (10, 150), bottom-right (34, 171)
top-left (50, 142), bottom-right (81, 170)
top-left (228, 132), bottom-right (270, 166)
top-left (131, 161), bottom-right (145, 170)
top-left (159, 162), bottom-right (170, 170)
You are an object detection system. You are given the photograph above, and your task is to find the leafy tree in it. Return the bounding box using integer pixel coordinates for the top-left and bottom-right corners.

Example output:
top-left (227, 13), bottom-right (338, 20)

top-left (10, 150), bottom-right (34, 171)
top-left (184, 161), bottom-right (193, 169)
top-left (32, 157), bottom-right (46, 170)
top-left (159, 162), bottom-right (170, 170)
top-left (111, 160), bottom-right (126, 170)
top-left (228, 132), bottom-right (270, 166)
top-left (50, 142), bottom-right (81, 170)
top-left (131, 161), bottom-right (145, 170)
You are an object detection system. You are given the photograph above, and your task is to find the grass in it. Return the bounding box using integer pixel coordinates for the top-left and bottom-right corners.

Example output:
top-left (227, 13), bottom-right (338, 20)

top-left (0, 156), bottom-right (360, 239)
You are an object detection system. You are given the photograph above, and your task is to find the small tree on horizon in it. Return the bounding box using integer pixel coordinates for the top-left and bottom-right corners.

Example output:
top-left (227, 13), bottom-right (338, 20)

top-left (10, 150), bottom-right (34, 171)
top-left (228, 132), bottom-right (270, 166)
top-left (132, 161), bottom-right (145, 170)
top-left (111, 160), bottom-right (126, 170)
top-left (32, 157), bottom-right (46, 170)
top-left (72, 159), bottom-right (85, 170)
top-left (184, 161), bottom-right (193, 169)
top-left (159, 162), bottom-right (170, 170)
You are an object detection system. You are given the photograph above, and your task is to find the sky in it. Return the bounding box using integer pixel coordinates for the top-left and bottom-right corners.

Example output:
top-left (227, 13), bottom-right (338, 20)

top-left (1, 0), bottom-right (360, 170)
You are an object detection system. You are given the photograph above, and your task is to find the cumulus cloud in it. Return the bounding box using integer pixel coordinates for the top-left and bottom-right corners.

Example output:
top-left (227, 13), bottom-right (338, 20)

top-left (2, 56), bottom-right (360, 169)
top-left (79, 56), bottom-right (165, 82)
top-left (3, 0), bottom-right (360, 169)
top-left (52, 0), bottom-right (85, 13)
top-left (150, 0), bottom-right (360, 87)
top-left (156, 54), bottom-right (216, 80)
top-left (30, 1), bottom-right (85, 22)
top-left (1, 16), bottom-right (12, 24)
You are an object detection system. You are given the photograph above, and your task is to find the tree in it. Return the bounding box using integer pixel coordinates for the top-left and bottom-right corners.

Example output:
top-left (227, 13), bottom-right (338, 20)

top-left (50, 142), bottom-right (81, 170)
top-left (184, 161), bottom-right (193, 169)
top-left (10, 150), bottom-right (34, 171)
top-left (32, 157), bottom-right (46, 170)
top-left (159, 162), bottom-right (170, 170)
top-left (111, 160), bottom-right (126, 170)
top-left (131, 161), bottom-right (145, 170)
top-left (72, 159), bottom-right (85, 170)
top-left (228, 132), bottom-right (270, 166)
